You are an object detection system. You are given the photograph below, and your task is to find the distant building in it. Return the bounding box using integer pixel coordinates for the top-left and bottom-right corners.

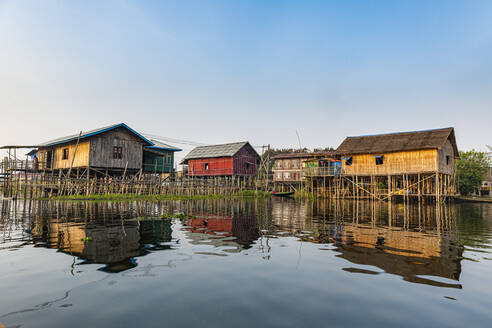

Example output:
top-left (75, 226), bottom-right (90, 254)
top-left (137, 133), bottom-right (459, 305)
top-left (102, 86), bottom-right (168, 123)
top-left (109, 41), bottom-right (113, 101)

top-left (272, 153), bottom-right (314, 183)
top-left (272, 152), bottom-right (338, 185)
top-left (182, 142), bottom-right (260, 177)
top-left (480, 151), bottom-right (492, 196)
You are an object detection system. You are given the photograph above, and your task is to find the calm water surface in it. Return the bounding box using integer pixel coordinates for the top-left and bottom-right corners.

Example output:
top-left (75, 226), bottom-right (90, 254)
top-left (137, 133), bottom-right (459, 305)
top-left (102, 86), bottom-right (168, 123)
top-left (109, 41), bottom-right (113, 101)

top-left (1, 198), bottom-right (492, 327)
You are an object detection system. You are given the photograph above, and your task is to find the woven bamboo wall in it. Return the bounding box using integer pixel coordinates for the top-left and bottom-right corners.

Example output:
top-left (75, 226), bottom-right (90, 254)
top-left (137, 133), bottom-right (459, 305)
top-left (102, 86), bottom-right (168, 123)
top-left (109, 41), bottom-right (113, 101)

top-left (341, 149), bottom-right (439, 176)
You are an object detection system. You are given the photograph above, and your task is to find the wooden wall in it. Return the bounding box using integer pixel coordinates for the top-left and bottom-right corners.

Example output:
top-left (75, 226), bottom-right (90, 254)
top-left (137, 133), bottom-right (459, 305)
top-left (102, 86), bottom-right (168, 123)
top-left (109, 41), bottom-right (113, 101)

top-left (188, 157), bottom-right (234, 176)
top-left (142, 150), bottom-right (174, 173)
top-left (53, 141), bottom-right (90, 169)
top-left (38, 141), bottom-right (90, 169)
top-left (341, 149), bottom-right (439, 176)
top-left (37, 149), bottom-right (48, 169)
top-left (272, 159), bottom-right (303, 182)
top-left (437, 139), bottom-right (456, 175)
top-left (233, 145), bottom-right (258, 176)
top-left (89, 128), bottom-right (144, 170)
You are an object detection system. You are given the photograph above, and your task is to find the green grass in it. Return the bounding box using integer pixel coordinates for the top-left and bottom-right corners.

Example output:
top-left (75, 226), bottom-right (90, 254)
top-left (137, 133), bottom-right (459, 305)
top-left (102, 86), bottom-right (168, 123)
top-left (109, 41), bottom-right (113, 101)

top-left (294, 188), bottom-right (316, 200)
top-left (234, 190), bottom-right (271, 198)
top-left (47, 191), bottom-right (271, 201)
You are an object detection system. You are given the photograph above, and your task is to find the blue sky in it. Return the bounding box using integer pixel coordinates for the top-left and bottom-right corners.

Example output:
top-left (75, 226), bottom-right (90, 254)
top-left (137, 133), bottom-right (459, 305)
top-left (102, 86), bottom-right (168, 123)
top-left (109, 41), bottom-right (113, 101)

top-left (1, 0), bottom-right (491, 158)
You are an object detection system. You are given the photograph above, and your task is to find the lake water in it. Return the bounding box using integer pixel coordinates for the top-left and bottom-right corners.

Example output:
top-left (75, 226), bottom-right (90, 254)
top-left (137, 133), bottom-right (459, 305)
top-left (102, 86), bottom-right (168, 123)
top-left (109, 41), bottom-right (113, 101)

top-left (1, 198), bottom-right (492, 328)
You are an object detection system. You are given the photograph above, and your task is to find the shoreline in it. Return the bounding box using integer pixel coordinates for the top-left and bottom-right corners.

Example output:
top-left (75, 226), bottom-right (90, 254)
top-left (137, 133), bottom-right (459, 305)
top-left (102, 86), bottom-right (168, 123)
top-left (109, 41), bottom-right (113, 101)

top-left (453, 196), bottom-right (492, 203)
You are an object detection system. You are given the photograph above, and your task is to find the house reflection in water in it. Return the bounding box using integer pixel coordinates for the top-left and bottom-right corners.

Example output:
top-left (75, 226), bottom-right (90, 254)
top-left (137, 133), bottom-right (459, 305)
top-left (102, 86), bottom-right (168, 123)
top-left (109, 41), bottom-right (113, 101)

top-left (271, 199), bottom-right (464, 289)
top-left (333, 223), bottom-right (463, 288)
top-left (184, 202), bottom-right (259, 252)
top-left (139, 219), bottom-right (173, 251)
top-left (31, 216), bottom-right (173, 273)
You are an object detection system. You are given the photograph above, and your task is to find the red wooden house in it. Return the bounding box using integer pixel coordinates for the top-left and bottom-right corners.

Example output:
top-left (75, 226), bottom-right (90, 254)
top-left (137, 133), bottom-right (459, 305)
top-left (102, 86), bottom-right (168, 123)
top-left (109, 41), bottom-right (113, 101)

top-left (182, 142), bottom-right (260, 177)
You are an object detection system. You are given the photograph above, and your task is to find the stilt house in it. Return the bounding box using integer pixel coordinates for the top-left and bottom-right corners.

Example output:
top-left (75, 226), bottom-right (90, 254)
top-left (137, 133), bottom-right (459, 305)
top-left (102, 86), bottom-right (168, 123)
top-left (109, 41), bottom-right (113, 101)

top-left (272, 153), bottom-right (314, 183)
top-left (335, 127), bottom-right (460, 198)
top-left (272, 152), bottom-right (338, 184)
top-left (34, 123), bottom-right (181, 175)
top-left (336, 127), bottom-right (459, 176)
top-left (182, 142), bottom-right (260, 177)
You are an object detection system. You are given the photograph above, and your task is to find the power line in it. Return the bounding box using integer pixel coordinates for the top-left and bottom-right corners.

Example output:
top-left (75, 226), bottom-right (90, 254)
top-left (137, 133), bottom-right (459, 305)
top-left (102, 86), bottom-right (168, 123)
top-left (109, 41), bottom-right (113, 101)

top-left (142, 133), bottom-right (208, 147)
top-left (143, 133), bottom-right (267, 149)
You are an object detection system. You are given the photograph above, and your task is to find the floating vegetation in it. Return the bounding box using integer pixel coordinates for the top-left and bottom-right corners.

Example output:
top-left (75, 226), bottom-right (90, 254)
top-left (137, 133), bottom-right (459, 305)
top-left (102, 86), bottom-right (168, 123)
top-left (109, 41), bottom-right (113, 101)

top-left (80, 237), bottom-right (93, 242)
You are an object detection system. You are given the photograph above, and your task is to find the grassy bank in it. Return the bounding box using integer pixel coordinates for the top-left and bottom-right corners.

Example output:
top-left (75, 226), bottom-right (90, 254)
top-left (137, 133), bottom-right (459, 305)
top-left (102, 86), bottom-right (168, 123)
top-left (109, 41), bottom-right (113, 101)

top-left (294, 188), bottom-right (316, 200)
top-left (46, 190), bottom-right (271, 201)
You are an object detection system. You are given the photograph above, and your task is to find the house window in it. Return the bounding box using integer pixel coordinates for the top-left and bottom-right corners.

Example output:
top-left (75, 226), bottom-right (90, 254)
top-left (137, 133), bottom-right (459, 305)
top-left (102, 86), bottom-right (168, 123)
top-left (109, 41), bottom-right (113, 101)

top-left (113, 146), bottom-right (122, 159)
top-left (345, 157), bottom-right (353, 166)
top-left (246, 162), bottom-right (252, 170)
top-left (205, 163), bottom-right (209, 170)
top-left (446, 155), bottom-right (450, 165)
top-left (62, 148), bottom-right (69, 160)
top-left (375, 156), bottom-right (384, 165)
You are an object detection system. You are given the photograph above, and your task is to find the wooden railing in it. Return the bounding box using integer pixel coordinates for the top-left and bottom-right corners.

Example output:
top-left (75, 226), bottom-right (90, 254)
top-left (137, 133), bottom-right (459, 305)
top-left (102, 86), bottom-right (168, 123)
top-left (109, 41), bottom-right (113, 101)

top-left (302, 167), bottom-right (341, 177)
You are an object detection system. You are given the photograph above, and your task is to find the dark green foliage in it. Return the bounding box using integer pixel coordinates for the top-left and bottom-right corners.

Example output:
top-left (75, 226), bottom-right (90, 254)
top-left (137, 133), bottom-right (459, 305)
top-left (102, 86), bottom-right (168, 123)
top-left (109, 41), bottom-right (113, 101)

top-left (456, 150), bottom-right (490, 196)
top-left (377, 180), bottom-right (387, 190)
top-left (312, 147), bottom-right (335, 152)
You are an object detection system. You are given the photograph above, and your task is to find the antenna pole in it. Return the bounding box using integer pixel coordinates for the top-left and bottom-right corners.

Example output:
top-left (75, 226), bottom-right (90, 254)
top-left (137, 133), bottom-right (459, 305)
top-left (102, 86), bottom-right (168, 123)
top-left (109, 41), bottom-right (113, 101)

top-left (296, 130), bottom-right (302, 150)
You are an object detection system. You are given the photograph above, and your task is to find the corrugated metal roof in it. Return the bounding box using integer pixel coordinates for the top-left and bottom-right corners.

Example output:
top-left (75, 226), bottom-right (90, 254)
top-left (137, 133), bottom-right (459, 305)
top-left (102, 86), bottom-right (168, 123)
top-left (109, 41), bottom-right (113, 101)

top-left (273, 152), bottom-right (335, 160)
top-left (182, 142), bottom-right (254, 163)
top-left (336, 127), bottom-right (459, 157)
top-left (273, 153), bottom-right (315, 160)
top-left (145, 139), bottom-right (182, 152)
top-left (38, 123), bottom-right (153, 147)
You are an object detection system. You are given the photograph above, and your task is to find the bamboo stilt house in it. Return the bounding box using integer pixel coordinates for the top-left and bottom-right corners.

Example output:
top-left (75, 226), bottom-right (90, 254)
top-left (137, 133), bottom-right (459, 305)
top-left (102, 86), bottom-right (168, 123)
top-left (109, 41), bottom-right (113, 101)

top-left (336, 127), bottom-right (459, 176)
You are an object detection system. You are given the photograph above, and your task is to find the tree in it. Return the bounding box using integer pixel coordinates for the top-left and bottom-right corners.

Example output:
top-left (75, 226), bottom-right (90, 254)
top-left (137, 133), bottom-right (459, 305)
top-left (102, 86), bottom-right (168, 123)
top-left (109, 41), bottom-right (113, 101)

top-left (313, 147), bottom-right (335, 153)
top-left (456, 150), bottom-right (490, 196)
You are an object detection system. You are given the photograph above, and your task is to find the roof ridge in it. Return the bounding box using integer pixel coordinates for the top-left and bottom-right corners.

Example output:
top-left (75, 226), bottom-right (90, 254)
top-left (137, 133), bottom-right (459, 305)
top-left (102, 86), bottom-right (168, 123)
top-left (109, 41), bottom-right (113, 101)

top-left (38, 123), bottom-right (153, 147)
top-left (335, 127), bottom-right (458, 157)
top-left (182, 141), bottom-right (258, 164)
top-left (347, 127), bottom-right (453, 139)
top-left (194, 141), bottom-right (249, 148)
